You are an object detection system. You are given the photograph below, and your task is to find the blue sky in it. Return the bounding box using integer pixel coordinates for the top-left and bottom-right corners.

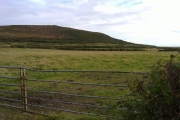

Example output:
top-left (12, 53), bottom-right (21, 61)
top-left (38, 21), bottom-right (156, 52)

top-left (0, 0), bottom-right (180, 47)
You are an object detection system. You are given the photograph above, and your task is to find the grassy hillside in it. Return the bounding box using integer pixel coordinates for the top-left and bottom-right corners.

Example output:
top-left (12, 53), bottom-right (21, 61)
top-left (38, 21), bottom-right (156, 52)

top-left (0, 25), bottom-right (152, 50)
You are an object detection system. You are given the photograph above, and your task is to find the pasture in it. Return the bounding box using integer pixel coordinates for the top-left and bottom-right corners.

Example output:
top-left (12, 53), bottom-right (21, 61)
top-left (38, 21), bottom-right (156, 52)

top-left (0, 48), bottom-right (179, 120)
top-left (0, 48), bottom-right (178, 71)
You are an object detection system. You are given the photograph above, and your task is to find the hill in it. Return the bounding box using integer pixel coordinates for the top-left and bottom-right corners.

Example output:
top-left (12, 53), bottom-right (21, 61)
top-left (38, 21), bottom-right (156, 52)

top-left (0, 25), bottom-right (152, 50)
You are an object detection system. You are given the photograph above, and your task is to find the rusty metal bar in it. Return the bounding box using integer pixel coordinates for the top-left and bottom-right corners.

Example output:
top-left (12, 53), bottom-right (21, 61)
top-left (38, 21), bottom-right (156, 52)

top-left (0, 83), bottom-right (19, 86)
top-left (26, 68), bottom-right (149, 74)
top-left (0, 103), bottom-right (22, 109)
top-left (0, 76), bottom-right (19, 80)
top-left (0, 96), bottom-right (21, 102)
top-left (27, 78), bottom-right (128, 87)
top-left (0, 90), bottom-right (21, 94)
top-left (27, 90), bottom-right (125, 100)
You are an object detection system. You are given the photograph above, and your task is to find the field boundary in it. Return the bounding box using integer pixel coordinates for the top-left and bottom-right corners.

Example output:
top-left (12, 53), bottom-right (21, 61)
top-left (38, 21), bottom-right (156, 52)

top-left (0, 66), bottom-right (149, 119)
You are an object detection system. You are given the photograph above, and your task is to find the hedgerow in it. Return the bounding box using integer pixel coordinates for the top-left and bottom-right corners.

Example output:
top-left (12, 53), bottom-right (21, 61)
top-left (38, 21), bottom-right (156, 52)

top-left (123, 53), bottom-right (180, 120)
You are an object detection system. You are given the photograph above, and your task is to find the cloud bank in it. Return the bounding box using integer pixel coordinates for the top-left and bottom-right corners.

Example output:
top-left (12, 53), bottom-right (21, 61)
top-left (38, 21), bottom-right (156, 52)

top-left (0, 0), bottom-right (180, 46)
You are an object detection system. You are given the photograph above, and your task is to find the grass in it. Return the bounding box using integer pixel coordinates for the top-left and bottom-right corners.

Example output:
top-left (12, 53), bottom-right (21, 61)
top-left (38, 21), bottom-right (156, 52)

top-left (0, 107), bottom-right (99, 120)
top-left (0, 48), bottom-right (179, 71)
top-left (0, 107), bottom-right (46, 120)
top-left (0, 48), bottom-right (180, 120)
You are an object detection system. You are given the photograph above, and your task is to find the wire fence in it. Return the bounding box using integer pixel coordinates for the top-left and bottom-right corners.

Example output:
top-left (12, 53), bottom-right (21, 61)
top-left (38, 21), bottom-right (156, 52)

top-left (0, 66), bottom-right (150, 119)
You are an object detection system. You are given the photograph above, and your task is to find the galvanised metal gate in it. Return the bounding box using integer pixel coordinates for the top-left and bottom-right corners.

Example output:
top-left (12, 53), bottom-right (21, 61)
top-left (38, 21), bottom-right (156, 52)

top-left (0, 66), bottom-right (149, 119)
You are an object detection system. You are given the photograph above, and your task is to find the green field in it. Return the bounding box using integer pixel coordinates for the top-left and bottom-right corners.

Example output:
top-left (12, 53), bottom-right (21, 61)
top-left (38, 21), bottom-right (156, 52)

top-left (0, 48), bottom-right (179, 71)
top-left (0, 48), bottom-right (180, 120)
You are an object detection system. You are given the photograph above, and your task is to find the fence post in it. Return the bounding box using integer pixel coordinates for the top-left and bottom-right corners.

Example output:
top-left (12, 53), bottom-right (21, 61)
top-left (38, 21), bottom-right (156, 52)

top-left (20, 66), bottom-right (27, 112)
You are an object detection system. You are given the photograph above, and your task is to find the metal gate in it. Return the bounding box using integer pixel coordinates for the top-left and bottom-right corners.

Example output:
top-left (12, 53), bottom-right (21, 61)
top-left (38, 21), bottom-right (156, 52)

top-left (0, 66), bottom-right (149, 119)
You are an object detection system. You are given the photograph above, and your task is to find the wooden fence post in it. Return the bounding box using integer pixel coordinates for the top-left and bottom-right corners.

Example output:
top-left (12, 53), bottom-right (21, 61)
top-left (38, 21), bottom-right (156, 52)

top-left (20, 67), bottom-right (27, 112)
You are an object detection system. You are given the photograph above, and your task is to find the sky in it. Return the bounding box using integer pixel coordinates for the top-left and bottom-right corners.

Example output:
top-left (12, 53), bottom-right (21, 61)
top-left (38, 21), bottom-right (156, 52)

top-left (0, 0), bottom-right (180, 47)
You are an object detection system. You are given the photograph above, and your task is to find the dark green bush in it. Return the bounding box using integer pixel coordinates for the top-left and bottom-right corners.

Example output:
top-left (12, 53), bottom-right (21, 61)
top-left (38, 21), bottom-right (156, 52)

top-left (123, 53), bottom-right (180, 120)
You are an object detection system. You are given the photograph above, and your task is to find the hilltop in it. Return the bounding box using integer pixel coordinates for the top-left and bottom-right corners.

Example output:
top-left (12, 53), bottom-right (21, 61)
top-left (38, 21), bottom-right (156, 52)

top-left (0, 25), bottom-right (152, 50)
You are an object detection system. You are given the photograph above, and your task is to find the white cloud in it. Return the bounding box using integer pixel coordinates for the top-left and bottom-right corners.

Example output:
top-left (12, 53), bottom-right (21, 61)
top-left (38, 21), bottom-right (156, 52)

top-left (27, 0), bottom-right (46, 5)
top-left (93, 2), bottom-right (120, 14)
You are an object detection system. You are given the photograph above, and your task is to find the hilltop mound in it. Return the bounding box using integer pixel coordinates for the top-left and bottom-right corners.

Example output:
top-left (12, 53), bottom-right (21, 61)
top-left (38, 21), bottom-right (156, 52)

top-left (0, 25), bottom-right (151, 50)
